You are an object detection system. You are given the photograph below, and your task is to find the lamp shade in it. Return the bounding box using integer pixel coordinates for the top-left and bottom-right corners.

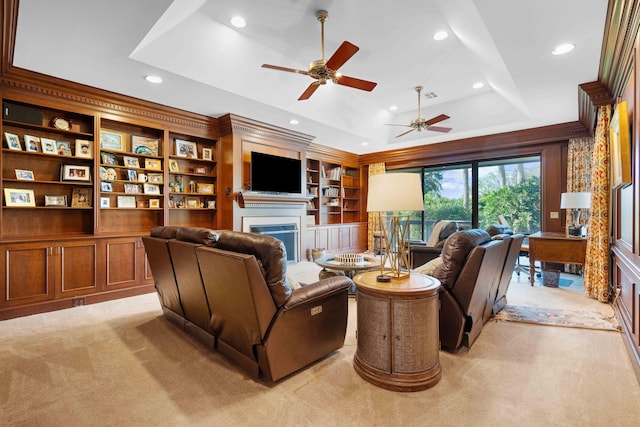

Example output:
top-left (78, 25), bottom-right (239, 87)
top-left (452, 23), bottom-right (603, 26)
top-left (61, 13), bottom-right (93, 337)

top-left (367, 173), bottom-right (424, 212)
top-left (560, 192), bottom-right (592, 209)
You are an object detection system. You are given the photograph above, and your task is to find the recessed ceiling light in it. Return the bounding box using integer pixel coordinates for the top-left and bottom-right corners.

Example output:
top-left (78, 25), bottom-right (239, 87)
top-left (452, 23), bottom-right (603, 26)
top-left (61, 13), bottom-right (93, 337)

top-left (433, 31), bottom-right (448, 41)
top-left (552, 43), bottom-right (575, 55)
top-left (389, 105), bottom-right (398, 111)
top-left (361, 142), bottom-right (369, 146)
top-left (472, 82), bottom-right (484, 89)
top-left (145, 75), bottom-right (162, 84)
top-left (230, 16), bottom-right (246, 28)
top-left (289, 119), bottom-right (299, 125)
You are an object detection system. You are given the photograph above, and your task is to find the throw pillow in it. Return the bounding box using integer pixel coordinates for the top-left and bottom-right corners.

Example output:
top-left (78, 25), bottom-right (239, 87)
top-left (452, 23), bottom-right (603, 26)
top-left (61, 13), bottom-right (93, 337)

top-left (413, 256), bottom-right (444, 276)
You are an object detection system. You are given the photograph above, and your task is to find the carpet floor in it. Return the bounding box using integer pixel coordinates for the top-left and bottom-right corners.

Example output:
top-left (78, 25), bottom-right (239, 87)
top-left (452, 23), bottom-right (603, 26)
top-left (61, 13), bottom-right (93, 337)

top-left (1, 263), bottom-right (639, 426)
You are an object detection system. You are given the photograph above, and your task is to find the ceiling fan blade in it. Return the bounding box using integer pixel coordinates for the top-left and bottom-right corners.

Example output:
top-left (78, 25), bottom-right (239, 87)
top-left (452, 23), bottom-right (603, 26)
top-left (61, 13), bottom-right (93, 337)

top-left (395, 128), bottom-right (416, 138)
top-left (335, 75), bottom-right (377, 92)
top-left (424, 114), bottom-right (450, 126)
top-left (298, 82), bottom-right (320, 100)
top-left (385, 123), bottom-right (413, 127)
top-left (325, 41), bottom-right (359, 71)
top-left (427, 126), bottom-right (453, 133)
top-left (262, 64), bottom-right (309, 75)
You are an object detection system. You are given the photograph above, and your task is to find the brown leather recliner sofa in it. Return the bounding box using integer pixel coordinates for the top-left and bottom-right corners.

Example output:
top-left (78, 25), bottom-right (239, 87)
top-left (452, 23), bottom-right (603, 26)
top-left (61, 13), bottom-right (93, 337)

top-left (485, 226), bottom-right (525, 314)
top-left (419, 229), bottom-right (509, 352)
top-left (142, 226), bottom-right (352, 382)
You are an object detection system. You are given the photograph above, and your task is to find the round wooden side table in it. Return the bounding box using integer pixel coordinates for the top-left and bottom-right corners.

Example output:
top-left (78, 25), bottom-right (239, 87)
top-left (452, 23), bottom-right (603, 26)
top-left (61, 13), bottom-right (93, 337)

top-left (352, 271), bottom-right (441, 392)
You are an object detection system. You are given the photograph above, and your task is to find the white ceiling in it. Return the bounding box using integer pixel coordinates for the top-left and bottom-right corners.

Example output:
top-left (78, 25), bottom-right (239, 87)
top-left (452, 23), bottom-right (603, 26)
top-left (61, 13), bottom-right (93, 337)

top-left (12, 0), bottom-right (607, 154)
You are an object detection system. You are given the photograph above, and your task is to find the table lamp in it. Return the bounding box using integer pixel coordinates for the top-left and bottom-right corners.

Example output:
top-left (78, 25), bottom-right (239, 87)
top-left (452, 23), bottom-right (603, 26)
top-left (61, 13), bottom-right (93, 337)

top-left (367, 173), bottom-right (424, 281)
top-left (560, 192), bottom-right (591, 236)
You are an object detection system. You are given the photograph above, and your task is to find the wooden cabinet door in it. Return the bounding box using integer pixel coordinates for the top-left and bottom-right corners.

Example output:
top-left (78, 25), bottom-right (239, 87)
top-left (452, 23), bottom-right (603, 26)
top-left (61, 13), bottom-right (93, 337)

top-left (349, 223), bottom-right (367, 252)
top-left (0, 242), bottom-right (56, 307)
top-left (392, 298), bottom-right (438, 374)
top-left (103, 237), bottom-right (143, 290)
top-left (356, 292), bottom-right (391, 372)
top-left (56, 240), bottom-right (101, 298)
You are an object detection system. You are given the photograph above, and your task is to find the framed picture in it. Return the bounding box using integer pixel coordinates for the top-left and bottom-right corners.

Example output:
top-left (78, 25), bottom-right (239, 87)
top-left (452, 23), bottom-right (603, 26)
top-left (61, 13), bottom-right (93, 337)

top-left (123, 156), bottom-right (140, 168)
top-left (175, 139), bottom-right (197, 158)
top-left (61, 164), bottom-right (91, 181)
top-left (41, 137), bottom-right (57, 154)
top-left (194, 166), bottom-right (207, 175)
top-left (169, 159), bottom-right (179, 172)
top-left (127, 169), bottom-right (137, 181)
top-left (4, 188), bottom-right (35, 207)
top-left (144, 158), bottom-right (161, 170)
top-left (15, 169), bottom-right (35, 181)
top-left (149, 199), bottom-right (160, 209)
top-left (101, 152), bottom-right (118, 165)
top-left (610, 100), bottom-right (632, 189)
top-left (117, 195), bottom-right (136, 208)
top-left (56, 141), bottom-right (72, 156)
top-left (207, 200), bottom-right (216, 209)
top-left (75, 139), bottom-right (93, 158)
top-left (4, 132), bottom-right (21, 150)
top-left (24, 135), bottom-right (40, 152)
top-left (131, 135), bottom-right (159, 156)
top-left (143, 183), bottom-right (160, 195)
top-left (124, 183), bottom-right (141, 194)
top-left (45, 195), bottom-right (67, 207)
top-left (100, 129), bottom-right (126, 152)
top-left (71, 188), bottom-right (92, 207)
top-left (100, 181), bottom-right (113, 192)
top-left (197, 183), bottom-right (214, 194)
top-left (100, 197), bottom-right (110, 208)
top-left (137, 200), bottom-right (148, 208)
top-left (202, 148), bottom-right (212, 161)
top-left (147, 173), bottom-right (163, 183)
top-left (186, 197), bottom-right (200, 208)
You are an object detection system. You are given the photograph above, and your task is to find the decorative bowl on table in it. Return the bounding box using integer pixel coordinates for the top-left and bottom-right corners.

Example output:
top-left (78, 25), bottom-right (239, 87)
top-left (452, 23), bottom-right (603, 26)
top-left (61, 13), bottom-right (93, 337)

top-left (335, 253), bottom-right (365, 266)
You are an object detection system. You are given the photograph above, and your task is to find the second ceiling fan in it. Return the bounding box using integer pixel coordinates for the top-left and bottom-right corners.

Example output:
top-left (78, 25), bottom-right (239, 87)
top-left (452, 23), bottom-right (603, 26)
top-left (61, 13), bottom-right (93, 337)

top-left (387, 86), bottom-right (452, 138)
top-left (261, 10), bottom-right (377, 100)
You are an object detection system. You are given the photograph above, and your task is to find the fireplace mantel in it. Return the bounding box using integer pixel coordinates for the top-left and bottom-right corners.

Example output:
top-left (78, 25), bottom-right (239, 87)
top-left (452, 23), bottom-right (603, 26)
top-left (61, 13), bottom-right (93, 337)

top-left (235, 191), bottom-right (313, 209)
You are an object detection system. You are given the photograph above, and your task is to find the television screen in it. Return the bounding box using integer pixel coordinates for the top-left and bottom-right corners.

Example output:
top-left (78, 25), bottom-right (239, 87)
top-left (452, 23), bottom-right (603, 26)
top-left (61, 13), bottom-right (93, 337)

top-left (250, 151), bottom-right (302, 194)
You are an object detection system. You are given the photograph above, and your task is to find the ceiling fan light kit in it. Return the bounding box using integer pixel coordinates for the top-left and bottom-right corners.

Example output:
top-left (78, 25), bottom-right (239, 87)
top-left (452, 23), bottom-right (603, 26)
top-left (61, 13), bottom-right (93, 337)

top-left (261, 10), bottom-right (377, 100)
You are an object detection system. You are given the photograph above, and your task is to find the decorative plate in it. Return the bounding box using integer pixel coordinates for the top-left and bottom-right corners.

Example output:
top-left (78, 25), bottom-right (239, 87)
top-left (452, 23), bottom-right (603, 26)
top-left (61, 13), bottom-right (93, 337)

top-left (51, 117), bottom-right (72, 131)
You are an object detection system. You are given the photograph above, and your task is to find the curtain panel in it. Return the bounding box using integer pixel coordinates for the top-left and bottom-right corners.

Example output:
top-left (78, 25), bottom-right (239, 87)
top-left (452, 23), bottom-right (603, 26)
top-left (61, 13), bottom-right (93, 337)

top-left (584, 105), bottom-right (611, 302)
top-left (367, 163), bottom-right (386, 251)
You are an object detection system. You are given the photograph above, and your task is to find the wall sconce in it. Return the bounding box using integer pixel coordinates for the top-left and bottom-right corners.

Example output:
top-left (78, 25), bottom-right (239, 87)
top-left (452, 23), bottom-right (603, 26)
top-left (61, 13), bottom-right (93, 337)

top-left (367, 173), bottom-right (424, 281)
top-left (560, 192), bottom-right (591, 236)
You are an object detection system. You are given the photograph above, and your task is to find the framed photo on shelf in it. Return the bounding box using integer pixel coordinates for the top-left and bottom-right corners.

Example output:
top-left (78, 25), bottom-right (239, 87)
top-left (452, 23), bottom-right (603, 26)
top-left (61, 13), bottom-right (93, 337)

top-left (100, 197), bottom-right (110, 208)
top-left (100, 181), bottom-right (113, 192)
top-left (136, 200), bottom-right (148, 208)
top-left (149, 199), bottom-right (160, 209)
top-left (144, 158), bottom-right (161, 170)
top-left (61, 164), bottom-right (91, 181)
top-left (169, 159), bottom-right (179, 172)
top-left (143, 183), bottom-right (160, 195)
top-left (127, 169), bottom-right (137, 181)
top-left (202, 148), bottom-right (212, 161)
top-left (4, 188), bottom-right (35, 207)
top-left (147, 173), bottom-right (163, 184)
top-left (24, 135), bottom-right (40, 152)
top-left (15, 169), bottom-right (35, 181)
top-left (117, 195), bottom-right (136, 208)
top-left (101, 152), bottom-right (118, 165)
top-left (131, 135), bottom-right (159, 156)
top-left (175, 139), bottom-right (197, 158)
top-left (194, 166), bottom-right (207, 175)
top-left (123, 156), bottom-right (140, 168)
top-left (4, 132), bottom-right (21, 150)
top-left (41, 138), bottom-right (57, 155)
top-left (45, 195), bottom-right (67, 207)
top-left (75, 139), bottom-right (93, 158)
top-left (186, 197), bottom-right (200, 209)
top-left (100, 129), bottom-right (126, 152)
top-left (124, 183), bottom-right (141, 194)
top-left (71, 188), bottom-right (92, 207)
top-left (197, 183), bottom-right (214, 194)
top-left (207, 200), bottom-right (216, 209)
top-left (56, 141), bottom-right (72, 156)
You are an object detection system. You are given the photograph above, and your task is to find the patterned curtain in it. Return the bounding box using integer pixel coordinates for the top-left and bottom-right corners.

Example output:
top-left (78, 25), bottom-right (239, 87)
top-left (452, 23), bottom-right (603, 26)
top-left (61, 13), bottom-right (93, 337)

top-left (566, 137), bottom-right (594, 274)
top-left (367, 163), bottom-right (386, 251)
top-left (584, 105), bottom-right (611, 302)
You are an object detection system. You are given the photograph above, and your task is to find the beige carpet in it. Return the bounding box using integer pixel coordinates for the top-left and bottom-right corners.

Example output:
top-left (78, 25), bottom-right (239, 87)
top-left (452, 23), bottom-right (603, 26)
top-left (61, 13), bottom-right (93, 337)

top-left (1, 263), bottom-right (639, 426)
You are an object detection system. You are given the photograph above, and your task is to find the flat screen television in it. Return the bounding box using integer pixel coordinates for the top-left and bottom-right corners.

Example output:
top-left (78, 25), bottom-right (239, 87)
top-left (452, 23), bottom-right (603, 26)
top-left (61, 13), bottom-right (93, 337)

top-left (250, 151), bottom-right (302, 194)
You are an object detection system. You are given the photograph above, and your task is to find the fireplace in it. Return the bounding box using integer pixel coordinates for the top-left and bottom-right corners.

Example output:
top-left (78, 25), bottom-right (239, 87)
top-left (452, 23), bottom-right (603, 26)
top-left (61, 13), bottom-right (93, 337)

top-left (243, 216), bottom-right (302, 263)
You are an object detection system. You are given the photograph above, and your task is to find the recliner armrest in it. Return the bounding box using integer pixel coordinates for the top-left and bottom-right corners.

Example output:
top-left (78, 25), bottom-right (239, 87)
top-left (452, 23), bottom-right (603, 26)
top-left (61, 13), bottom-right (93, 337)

top-left (411, 245), bottom-right (443, 268)
top-left (283, 276), bottom-right (351, 309)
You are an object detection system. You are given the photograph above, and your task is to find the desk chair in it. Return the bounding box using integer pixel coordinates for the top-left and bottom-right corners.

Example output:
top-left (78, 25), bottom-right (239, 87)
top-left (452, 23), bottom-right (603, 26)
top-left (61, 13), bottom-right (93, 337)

top-left (497, 216), bottom-right (540, 279)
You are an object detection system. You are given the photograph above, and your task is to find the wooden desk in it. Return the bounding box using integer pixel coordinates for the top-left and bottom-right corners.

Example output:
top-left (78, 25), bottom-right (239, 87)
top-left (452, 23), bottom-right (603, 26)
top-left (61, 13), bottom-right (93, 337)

top-left (352, 271), bottom-right (441, 391)
top-left (527, 232), bottom-right (587, 286)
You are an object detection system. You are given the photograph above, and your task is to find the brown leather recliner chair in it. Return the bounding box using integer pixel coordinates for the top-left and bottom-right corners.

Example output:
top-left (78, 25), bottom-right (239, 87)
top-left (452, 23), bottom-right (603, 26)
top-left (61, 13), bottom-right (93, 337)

top-left (411, 220), bottom-right (458, 268)
top-left (426, 229), bottom-right (509, 352)
top-left (487, 231), bottom-right (525, 314)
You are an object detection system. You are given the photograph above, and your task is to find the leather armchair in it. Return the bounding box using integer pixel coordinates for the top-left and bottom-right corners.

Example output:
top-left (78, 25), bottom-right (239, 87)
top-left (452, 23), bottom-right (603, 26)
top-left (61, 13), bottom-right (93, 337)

top-left (411, 220), bottom-right (458, 268)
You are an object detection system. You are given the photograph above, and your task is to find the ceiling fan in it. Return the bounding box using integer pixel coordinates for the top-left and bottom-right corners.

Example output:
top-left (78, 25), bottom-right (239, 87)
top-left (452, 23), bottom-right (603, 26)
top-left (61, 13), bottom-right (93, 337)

top-left (387, 86), bottom-right (452, 138)
top-left (261, 10), bottom-right (377, 100)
